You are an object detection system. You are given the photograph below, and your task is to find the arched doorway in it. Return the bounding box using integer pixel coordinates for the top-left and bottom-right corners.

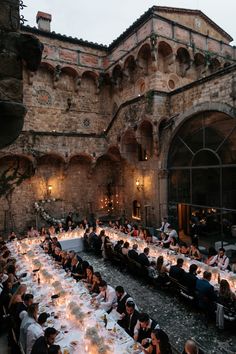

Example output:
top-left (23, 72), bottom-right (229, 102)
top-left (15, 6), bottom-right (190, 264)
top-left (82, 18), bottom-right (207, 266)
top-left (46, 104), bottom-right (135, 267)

top-left (168, 111), bottom-right (236, 245)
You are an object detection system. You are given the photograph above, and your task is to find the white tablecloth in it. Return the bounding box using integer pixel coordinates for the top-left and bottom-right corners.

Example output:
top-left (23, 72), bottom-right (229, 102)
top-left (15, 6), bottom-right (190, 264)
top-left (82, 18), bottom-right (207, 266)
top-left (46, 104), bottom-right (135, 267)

top-left (60, 238), bottom-right (84, 252)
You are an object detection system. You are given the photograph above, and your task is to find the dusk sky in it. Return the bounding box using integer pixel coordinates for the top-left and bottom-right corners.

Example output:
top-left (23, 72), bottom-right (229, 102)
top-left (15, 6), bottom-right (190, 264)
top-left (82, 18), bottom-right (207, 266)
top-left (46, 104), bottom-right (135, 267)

top-left (23, 0), bottom-right (236, 45)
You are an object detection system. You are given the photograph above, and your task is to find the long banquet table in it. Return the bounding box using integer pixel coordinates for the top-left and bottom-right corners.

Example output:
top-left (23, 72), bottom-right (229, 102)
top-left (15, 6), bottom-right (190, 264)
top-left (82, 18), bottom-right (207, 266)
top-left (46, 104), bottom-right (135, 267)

top-left (8, 240), bottom-right (143, 354)
top-left (23, 227), bottom-right (236, 293)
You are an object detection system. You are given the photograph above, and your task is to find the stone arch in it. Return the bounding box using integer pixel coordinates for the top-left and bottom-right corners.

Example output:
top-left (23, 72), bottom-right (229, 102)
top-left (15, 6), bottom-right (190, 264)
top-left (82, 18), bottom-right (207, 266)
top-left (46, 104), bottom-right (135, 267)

top-left (193, 52), bottom-right (206, 79)
top-left (121, 129), bottom-right (139, 162)
top-left (123, 55), bottom-right (137, 83)
top-left (160, 102), bottom-right (236, 169)
top-left (81, 70), bottom-right (98, 94)
top-left (68, 153), bottom-right (93, 165)
top-left (209, 57), bottom-right (221, 73)
top-left (106, 146), bottom-right (122, 161)
top-left (35, 61), bottom-right (55, 85)
top-left (61, 66), bottom-right (79, 77)
top-left (158, 41), bottom-right (173, 73)
top-left (176, 47), bottom-right (191, 77)
top-left (137, 120), bottom-right (154, 160)
top-left (112, 65), bottom-right (123, 89)
top-left (136, 43), bottom-right (152, 75)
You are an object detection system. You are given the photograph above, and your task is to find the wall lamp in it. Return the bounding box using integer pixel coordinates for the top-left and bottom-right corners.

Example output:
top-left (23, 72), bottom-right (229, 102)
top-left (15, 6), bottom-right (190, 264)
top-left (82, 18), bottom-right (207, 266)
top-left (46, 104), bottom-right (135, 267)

top-left (48, 185), bottom-right (52, 196)
top-left (136, 179), bottom-right (144, 191)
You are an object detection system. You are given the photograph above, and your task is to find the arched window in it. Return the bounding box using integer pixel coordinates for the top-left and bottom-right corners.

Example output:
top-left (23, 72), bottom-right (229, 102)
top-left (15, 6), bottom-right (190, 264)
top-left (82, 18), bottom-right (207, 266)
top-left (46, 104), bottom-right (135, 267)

top-left (168, 111), bottom-right (236, 239)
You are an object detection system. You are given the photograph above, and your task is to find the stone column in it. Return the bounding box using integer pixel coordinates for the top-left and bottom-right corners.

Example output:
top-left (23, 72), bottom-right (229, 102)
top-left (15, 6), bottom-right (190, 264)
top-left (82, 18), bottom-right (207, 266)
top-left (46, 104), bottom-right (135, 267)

top-left (0, 0), bottom-right (43, 149)
top-left (158, 169), bottom-right (169, 220)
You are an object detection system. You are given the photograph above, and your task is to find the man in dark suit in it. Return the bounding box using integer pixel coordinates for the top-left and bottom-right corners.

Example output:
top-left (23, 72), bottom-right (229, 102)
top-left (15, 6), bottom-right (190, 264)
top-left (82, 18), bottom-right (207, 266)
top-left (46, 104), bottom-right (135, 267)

top-left (138, 247), bottom-right (150, 267)
top-left (195, 271), bottom-right (217, 313)
top-left (119, 301), bottom-right (139, 337)
top-left (169, 258), bottom-right (186, 284)
top-left (182, 264), bottom-right (198, 294)
top-left (115, 286), bottom-right (132, 315)
top-left (71, 255), bottom-right (83, 280)
top-left (128, 244), bottom-right (139, 262)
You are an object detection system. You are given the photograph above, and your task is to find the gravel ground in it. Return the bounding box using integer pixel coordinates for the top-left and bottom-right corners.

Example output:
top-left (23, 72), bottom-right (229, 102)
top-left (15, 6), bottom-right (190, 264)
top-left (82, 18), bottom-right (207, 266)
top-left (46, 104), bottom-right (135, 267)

top-left (79, 252), bottom-right (236, 354)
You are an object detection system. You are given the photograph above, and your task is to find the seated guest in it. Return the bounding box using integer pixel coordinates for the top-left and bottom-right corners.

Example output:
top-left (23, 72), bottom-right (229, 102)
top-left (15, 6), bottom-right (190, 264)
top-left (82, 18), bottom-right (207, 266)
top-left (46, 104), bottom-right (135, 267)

top-left (115, 286), bottom-right (132, 315)
top-left (89, 272), bottom-right (103, 294)
top-left (128, 244), bottom-right (139, 262)
top-left (218, 279), bottom-right (236, 309)
top-left (70, 255), bottom-right (83, 280)
top-left (145, 229), bottom-right (153, 244)
top-left (134, 313), bottom-right (159, 346)
top-left (83, 228), bottom-right (91, 252)
top-left (72, 259), bottom-right (89, 281)
top-left (65, 220), bottom-right (74, 232)
top-left (155, 256), bottom-right (169, 286)
top-left (31, 327), bottom-right (58, 354)
top-left (55, 223), bottom-right (64, 234)
top-left (195, 271), bottom-right (217, 313)
top-left (148, 261), bottom-right (158, 279)
top-left (0, 278), bottom-right (12, 311)
top-left (205, 247), bottom-right (217, 265)
top-left (82, 265), bottom-right (94, 286)
top-left (158, 217), bottom-right (170, 235)
top-left (8, 231), bottom-right (17, 242)
top-left (15, 293), bottom-right (34, 322)
top-left (169, 237), bottom-right (179, 252)
top-left (119, 301), bottom-right (139, 337)
top-left (53, 247), bottom-right (62, 263)
top-left (20, 303), bottom-right (39, 352)
top-left (121, 242), bottom-right (130, 256)
top-left (7, 264), bottom-right (20, 292)
top-left (8, 284), bottom-right (27, 311)
top-left (182, 264), bottom-right (198, 294)
top-left (93, 280), bottom-right (117, 312)
top-left (114, 240), bottom-right (124, 253)
top-left (63, 250), bottom-right (75, 270)
top-left (180, 243), bottom-right (189, 256)
top-left (182, 339), bottom-right (205, 354)
top-left (145, 328), bottom-right (172, 354)
top-left (167, 225), bottom-right (178, 240)
top-left (130, 225), bottom-right (139, 237)
top-left (52, 237), bottom-right (62, 251)
top-left (138, 248), bottom-right (150, 267)
top-left (209, 248), bottom-right (230, 271)
top-left (189, 243), bottom-right (201, 261)
top-left (169, 258), bottom-right (185, 284)
top-left (26, 312), bottom-right (49, 354)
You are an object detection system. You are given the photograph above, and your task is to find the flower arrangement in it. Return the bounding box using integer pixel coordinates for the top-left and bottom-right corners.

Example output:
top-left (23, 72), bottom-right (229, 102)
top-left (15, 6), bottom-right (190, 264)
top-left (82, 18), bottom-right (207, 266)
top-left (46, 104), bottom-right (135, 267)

top-left (85, 327), bottom-right (110, 353)
top-left (34, 199), bottom-right (65, 225)
top-left (68, 301), bottom-right (85, 321)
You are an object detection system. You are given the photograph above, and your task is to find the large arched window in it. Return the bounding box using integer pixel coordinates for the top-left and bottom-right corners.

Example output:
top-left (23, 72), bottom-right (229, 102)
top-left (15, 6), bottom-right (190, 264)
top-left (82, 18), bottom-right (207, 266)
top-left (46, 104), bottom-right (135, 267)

top-left (168, 111), bottom-right (236, 238)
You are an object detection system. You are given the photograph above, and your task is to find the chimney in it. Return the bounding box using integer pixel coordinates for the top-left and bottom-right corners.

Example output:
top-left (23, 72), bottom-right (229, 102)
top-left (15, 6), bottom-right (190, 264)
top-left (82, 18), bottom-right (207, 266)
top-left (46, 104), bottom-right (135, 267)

top-left (36, 11), bottom-right (52, 32)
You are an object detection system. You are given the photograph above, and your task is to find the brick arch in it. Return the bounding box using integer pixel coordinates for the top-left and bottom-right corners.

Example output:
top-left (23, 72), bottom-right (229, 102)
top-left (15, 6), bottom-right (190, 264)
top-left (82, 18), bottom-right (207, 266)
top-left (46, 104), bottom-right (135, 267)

top-left (0, 153), bottom-right (36, 167)
top-left (136, 43), bottom-right (152, 76)
top-left (68, 153), bottom-right (93, 165)
top-left (61, 66), bottom-right (80, 78)
top-left (81, 70), bottom-right (99, 80)
top-left (160, 102), bottom-right (236, 169)
top-left (36, 153), bottom-right (66, 165)
top-left (39, 61), bottom-right (55, 73)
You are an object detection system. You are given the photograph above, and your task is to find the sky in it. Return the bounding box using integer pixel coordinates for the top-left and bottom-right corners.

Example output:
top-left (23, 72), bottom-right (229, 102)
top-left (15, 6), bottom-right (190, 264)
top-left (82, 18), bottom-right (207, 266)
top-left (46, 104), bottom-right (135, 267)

top-left (22, 0), bottom-right (236, 46)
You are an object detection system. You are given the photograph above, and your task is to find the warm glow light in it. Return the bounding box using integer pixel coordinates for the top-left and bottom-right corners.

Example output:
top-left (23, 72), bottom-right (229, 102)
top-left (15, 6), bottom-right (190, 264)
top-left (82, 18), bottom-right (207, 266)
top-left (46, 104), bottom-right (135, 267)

top-left (136, 179), bottom-right (140, 187)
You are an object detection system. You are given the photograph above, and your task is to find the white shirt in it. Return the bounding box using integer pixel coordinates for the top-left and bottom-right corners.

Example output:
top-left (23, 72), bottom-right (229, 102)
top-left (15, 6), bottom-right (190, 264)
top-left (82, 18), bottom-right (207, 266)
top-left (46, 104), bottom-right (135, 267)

top-left (159, 221), bottom-right (170, 233)
top-left (26, 322), bottom-right (44, 354)
top-left (168, 229), bottom-right (178, 239)
top-left (20, 315), bottom-right (36, 351)
top-left (209, 254), bottom-right (229, 271)
top-left (96, 285), bottom-right (117, 312)
top-left (134, 319), bottom-right (160, 336)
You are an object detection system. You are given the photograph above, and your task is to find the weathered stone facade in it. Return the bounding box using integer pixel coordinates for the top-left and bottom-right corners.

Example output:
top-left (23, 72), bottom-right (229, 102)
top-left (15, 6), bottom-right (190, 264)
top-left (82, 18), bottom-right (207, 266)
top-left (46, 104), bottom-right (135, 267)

top-left (1, 6), bottom-right (236, 233)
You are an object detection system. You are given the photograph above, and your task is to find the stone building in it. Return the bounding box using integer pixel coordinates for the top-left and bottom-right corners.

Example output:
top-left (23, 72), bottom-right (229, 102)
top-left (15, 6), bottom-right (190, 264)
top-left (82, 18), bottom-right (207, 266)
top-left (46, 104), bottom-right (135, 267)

top-left (1, 6), bottom-right (236, 243)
